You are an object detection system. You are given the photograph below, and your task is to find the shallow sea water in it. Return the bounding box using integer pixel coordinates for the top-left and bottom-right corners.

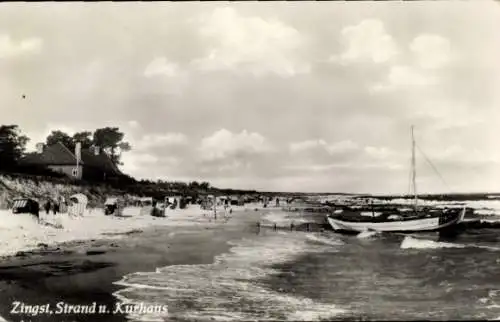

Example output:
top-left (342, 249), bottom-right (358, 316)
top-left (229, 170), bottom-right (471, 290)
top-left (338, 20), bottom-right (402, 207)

top-left (114, 209), bottom-right (500, 321)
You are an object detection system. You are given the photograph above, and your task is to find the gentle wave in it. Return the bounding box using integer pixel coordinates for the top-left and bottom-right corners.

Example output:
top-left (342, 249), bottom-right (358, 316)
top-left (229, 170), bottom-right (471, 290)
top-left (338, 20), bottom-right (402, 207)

top-left (113, 232), bottom-right (345, 321)
top-left (400, 236), bottom-right (465, 249)
top-left (357, 230), bottom-right (381, 239)
top-left (401, 236), bottom-right (500, 251)
top-left (262, 211), bottom-right (312, 225)
top-left (305, 233), bottom-right (345, 247)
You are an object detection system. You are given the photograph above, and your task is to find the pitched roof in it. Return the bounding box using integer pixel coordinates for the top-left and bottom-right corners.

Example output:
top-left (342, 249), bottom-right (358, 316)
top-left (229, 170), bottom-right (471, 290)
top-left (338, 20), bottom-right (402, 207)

top-left (81, 148), bottom-right (122, 175)
top-left (21, 142), bottom-right (77, 166)
top-left (21, 142), bottom-right (122, 175)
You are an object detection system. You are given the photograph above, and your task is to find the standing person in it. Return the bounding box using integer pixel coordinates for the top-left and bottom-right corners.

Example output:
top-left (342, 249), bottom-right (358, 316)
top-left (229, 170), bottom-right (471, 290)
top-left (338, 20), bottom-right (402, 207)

top-left (52, 201), bottom-right (58, 215)
top-left (44, 200), bottom-right (51, 214)
top-left (60, 195), bottom-right (66, 213)
top-left (33, 201), bottom-right (40, 223)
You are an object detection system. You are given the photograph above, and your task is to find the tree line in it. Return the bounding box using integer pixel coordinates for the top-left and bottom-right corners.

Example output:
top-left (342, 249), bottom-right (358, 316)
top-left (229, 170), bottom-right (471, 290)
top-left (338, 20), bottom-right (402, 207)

top-left (0, 124), bottom-right (131, 170)
top-left (0, 124), bottom-right (214, 194)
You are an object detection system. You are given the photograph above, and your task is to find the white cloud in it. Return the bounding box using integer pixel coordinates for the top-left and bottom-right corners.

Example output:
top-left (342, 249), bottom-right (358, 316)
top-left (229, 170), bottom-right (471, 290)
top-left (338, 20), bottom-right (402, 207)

top-left (289, 139), bottom-right (327, 153)
top-left (422, 144), bottom-right (500, 172)
top-left (434, 145), bottom-right (466, 160)
top-left (289, 139), bottom-right (359, 155)
top-left (192, 7), bottom-right (310, 77)
top-left (287, 138), bottom-right (400, 169)
top-left (215, 159), bottom-right (249, 172)
top-left (370, 34), bottom-right (453, 93)
top-left (326, 140), bottom-right (359, 154)
top-left (128, 153), bottom-right (159, 165)
top-left (284, 163), bottom-right (352, 172)
top-left (410, 34), bottom-right (453, 69)
top-left (121, 151), bottom-right (182, 178)
top-left (388, 66), bottom-right (432, 86)
top-left (364, 146), bottom-right (393, 159)
top-left (371, 65), bottom-right (436, 92)
top-left (24, 124), bottom-right (77, 151)
top-left (133, 133), bottom-right (189, 150)
top-left (120, 153), bottom-right (160, 173)
top-left (412, 101), bottom-right (485, 131)
top-left (24, 131), bottom-right (48, 151)
top-left (423, 144), bottom-right (499, 167)
top-left (334, 19), bottom-right (399, 64)
top-left (284, 160), bottom-right (404, 173)
top-left (127, 120), bottom-right (140, 129)
top-left (144, 57), bottom-right (179, 77)
top-left (199, 128), bottom-right (271, 162)
top-left (285, 138), bottom-right (404, 176)
top-left (0, 34), bottom-right (42, 59)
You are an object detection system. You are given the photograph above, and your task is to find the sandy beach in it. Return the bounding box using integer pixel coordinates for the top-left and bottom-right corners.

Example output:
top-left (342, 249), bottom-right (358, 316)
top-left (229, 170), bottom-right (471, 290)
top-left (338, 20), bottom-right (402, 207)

top-left (0, 205), bottom-right (268, 322)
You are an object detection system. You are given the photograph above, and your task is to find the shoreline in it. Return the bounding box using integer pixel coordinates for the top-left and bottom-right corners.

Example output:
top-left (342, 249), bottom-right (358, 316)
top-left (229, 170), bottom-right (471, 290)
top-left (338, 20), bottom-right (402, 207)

top-left (0, 206), bottom-right (268, 322)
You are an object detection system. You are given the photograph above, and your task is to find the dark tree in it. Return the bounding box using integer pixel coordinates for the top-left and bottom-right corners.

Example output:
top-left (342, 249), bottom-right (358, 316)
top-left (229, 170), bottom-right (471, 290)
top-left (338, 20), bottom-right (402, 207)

top-left (72, 131), bottom-right (93, 149)
top-left (46, 130), bottom-right (75, 151)
top-left (0, 125), bottom-right (29, 170)
top-left (93, 127), bottom-right (131, 165)
top-left (189, 181), bottom-right (200, 190)
top-left (199, 181), bottom-right (210, 191)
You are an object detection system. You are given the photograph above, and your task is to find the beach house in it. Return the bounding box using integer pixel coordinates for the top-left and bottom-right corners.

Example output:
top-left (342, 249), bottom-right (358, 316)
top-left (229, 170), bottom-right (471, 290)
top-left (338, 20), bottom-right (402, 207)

top-left (20, 142), bottom-right (122, 181)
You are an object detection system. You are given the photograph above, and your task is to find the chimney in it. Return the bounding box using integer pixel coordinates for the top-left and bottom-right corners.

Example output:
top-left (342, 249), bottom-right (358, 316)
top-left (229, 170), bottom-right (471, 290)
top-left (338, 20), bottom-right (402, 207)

top-left (35, 143), bottom-right (45, 154)
top-left (75, 142), bottom-right (81, 164)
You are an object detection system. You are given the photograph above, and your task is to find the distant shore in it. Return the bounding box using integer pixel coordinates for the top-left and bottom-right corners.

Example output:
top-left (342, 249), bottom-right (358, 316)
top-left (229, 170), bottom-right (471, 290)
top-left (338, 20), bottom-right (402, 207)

top-left (0, 207), bottom-right (266, 322)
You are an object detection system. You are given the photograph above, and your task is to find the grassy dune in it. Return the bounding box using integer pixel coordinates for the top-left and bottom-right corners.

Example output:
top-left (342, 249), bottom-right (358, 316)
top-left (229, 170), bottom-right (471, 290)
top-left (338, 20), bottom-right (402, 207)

top-left (0, 173), bottom-right (125, 209)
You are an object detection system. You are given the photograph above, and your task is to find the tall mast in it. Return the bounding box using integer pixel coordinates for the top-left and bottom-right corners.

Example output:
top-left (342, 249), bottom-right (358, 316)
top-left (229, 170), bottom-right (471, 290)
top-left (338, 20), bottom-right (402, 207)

top-left (411, 126), bottom-right (417, 209)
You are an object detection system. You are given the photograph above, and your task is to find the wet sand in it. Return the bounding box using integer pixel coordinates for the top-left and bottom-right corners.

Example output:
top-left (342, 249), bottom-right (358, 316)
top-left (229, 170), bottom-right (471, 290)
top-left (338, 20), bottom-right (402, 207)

top-left (0, 208), bottom-right (266, 322)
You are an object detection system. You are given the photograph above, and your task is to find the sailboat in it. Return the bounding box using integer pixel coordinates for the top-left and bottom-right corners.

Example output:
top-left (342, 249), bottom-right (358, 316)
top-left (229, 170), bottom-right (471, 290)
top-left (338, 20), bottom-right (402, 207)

top-left (326, 126), bottom-right (466, 233)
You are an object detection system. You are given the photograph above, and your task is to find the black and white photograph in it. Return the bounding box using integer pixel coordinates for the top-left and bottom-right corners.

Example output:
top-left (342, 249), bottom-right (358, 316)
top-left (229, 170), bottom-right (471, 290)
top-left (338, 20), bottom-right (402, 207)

top-left (1, 1), bottom-right (500, 321)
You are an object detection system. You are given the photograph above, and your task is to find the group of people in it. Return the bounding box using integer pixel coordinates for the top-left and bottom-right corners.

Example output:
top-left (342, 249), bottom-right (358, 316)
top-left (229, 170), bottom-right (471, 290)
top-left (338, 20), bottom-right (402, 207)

top-left (43, 199), bottom-right (63, 215)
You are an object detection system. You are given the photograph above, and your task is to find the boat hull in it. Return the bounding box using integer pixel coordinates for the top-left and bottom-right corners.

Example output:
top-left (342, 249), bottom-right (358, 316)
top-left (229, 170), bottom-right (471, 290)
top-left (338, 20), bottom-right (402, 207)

top-left (326, 208), bottom-right (465, 233)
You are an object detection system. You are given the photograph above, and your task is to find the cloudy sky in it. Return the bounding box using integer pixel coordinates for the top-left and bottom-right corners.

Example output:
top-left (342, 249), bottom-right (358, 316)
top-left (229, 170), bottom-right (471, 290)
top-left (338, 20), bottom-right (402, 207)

top-left (1, 1), bottom-right (500, 194)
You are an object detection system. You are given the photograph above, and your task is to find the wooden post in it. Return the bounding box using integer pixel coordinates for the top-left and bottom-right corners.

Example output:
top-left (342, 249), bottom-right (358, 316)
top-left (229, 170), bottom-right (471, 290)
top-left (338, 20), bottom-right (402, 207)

top-left (213, 196), bottom-right (217, 220)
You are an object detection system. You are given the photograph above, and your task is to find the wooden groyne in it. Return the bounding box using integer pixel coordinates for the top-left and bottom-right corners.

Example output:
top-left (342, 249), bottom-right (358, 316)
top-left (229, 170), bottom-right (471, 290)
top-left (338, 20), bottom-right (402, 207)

top-left (254, 221), bottom-right (331, 233)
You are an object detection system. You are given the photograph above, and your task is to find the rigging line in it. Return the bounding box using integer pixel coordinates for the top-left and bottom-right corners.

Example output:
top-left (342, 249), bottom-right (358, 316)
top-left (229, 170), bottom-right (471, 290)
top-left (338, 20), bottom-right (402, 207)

top-left (415, 143), bottom-right (452, 193)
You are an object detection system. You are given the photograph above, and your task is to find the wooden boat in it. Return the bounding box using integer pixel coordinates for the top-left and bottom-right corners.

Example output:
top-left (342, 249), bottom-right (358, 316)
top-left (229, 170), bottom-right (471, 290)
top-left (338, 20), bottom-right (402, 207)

top-left (326, 126), bottom-right (466, 233)
top-left (327, 207), bottom-right (465, 233)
